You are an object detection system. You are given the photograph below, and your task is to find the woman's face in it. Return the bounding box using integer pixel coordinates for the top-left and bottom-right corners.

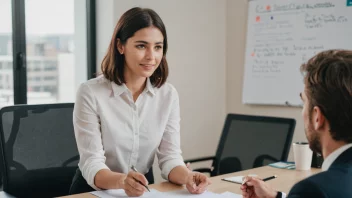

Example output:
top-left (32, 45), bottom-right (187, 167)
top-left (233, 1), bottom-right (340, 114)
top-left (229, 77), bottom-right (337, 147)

top-left (118, 26), bottom-right (164, 80)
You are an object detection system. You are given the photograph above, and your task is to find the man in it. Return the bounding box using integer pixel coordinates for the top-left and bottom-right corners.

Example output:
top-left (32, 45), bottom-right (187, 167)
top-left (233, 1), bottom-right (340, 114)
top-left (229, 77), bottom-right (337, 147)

top-left (241, 50), bottom-right (352, 198)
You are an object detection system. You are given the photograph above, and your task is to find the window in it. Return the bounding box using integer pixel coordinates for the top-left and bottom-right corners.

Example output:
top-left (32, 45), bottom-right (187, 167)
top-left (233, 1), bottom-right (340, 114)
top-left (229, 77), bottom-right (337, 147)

top-left (25, 0), bottom-right (92, 104)
top-left (33, 66), bottom-right (41, 72)
top-left (0, 0), bottom-right (96, 106)
top-left (34, 43), bottom-right (45, 56)
top-left (43, 76), bottom-right (56, 81)
top-left (43, 65), bottom-right (56, 71)
top-left (32, 86), bottom-right (41, 92)
top-left (0, 0), bottom-right (13, 108)
top-left (7, 62), bottom-right (12, 70)
top-left (43, 86), bottom-right (55, 93)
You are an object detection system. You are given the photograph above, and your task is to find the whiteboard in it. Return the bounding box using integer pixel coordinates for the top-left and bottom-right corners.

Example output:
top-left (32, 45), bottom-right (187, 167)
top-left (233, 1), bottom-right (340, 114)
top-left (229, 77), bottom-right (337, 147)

top-left (242, 0), bottom-right (352, 106)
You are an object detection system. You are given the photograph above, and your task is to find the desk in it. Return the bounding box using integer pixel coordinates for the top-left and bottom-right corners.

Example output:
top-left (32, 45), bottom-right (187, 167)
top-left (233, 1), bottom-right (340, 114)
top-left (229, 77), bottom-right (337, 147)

top-left (61, 166), bottom-right (320, 198)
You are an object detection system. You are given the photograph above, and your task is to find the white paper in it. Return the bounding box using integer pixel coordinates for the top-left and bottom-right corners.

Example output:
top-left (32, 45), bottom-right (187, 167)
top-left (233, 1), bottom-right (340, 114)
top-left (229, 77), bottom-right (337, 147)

top-left (163, 189), bottom-right (228, 197)
top-left (222, 174), bottom-right (258, 184)
top-left (221, 191), bottom-right (242, 198)
top-left (90, 189), bottom-right (161, 198)
top-left (90, 189), bottom-right (237, 198)
top-left (222, 176), bottom-right (244, 184)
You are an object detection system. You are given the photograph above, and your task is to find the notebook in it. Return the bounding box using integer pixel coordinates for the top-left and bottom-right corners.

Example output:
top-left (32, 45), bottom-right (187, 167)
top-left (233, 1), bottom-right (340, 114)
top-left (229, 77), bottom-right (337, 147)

top-left (269, 161), bottom-right (295, 169)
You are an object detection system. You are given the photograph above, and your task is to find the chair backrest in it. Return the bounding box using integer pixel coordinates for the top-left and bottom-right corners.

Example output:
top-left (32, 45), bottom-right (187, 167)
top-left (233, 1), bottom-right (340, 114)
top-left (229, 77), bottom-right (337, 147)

top-left (212, 113), bottom-right (295, 176)
top-left (0, 103), bottom-right (79, 198)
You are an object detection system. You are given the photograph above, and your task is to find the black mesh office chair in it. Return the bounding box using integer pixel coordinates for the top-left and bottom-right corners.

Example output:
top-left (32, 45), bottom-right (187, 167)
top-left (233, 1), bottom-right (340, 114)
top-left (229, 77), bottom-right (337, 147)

top-left (0, 103), bottom-right (79, 198)
top-left (185, 113), bottom-right (295, 176)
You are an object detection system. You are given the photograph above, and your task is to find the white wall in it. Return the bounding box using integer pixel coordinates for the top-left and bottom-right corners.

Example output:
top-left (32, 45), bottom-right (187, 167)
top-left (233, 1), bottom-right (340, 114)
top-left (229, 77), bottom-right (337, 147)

top-left (226, 0), bottom-right (307, 161)
top-left (96, 0), bottom-right (227, 182)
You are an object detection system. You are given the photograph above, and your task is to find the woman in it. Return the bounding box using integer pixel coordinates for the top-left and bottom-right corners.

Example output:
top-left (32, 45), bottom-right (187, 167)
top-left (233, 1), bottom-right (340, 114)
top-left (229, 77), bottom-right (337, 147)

top-left (69, 7), bottom-right (211, 197)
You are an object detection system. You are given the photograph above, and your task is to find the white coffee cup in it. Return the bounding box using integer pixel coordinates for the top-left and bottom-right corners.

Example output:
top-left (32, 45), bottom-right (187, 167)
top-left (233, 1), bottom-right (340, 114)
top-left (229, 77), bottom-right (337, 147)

top-left (293, 142), bottom-right (313, 170)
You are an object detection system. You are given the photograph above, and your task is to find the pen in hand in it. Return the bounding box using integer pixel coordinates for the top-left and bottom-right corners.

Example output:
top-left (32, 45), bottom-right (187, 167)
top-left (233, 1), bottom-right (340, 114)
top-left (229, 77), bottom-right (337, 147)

top-left (131, 165), bottom-right (150, 192)
top-left (242, 175), bottom-right (278, 185)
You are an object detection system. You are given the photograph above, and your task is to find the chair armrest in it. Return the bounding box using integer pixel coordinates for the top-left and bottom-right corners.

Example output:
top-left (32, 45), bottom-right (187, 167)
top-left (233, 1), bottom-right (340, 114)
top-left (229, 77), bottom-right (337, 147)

top-left (62, 155), bottom-right (80, 167)
top-left (184, 156), bottom-right (216, 176)
top-left (184, 156), bottom-right (215, 164)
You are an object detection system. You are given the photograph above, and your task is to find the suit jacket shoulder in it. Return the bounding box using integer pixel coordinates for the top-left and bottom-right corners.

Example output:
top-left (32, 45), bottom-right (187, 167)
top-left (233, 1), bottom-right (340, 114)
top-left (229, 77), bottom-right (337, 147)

top-left (288, 147), bottom-right (352, 198)
top-left (288, 174), bottom-right (327, 198)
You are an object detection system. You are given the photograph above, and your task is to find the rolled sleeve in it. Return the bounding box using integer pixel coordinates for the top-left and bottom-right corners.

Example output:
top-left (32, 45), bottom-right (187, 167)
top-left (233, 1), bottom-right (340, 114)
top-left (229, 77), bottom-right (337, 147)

top-left (160, 158), bottom-right (186, 180)
top-left (73, 83), bottom-right (110, 190)
top-left (157, 87), bottom-right (185, 180)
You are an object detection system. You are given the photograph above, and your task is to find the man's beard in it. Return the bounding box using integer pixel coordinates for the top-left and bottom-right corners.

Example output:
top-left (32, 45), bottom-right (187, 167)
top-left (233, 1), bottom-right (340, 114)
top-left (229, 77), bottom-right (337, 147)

top-left (306, 123), bottom-right (322, 154)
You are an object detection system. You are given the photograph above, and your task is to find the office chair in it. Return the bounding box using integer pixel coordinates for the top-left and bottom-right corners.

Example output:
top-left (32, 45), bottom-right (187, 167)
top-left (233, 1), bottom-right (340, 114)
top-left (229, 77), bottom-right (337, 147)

top-left (0, 103), bottom-right (79, 198)
top-left (184, 113), bottom-right (295, 176)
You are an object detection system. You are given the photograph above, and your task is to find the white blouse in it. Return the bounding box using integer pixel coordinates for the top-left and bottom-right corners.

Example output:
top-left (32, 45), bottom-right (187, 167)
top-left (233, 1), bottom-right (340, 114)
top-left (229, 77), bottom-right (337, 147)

top-left (73, 76), bottom-right (185, 189)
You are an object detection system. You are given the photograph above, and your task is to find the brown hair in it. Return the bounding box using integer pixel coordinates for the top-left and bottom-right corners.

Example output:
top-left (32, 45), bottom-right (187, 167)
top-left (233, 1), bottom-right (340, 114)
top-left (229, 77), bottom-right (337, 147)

top-left (101, 7), bottom-right (168, 88)
top-left (301, 50), bottom-right (352, 143)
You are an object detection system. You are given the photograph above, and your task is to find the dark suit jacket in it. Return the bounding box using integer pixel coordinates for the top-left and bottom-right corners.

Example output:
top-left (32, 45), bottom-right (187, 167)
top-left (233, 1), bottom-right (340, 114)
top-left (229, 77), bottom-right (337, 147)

top-left (287, 146), bottom-right (352, 198)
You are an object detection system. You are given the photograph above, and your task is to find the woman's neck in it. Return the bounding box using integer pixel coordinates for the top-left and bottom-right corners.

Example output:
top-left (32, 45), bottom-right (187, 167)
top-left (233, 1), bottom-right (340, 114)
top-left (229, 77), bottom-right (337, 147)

top-left (124, 72), bottom-right (147, 102)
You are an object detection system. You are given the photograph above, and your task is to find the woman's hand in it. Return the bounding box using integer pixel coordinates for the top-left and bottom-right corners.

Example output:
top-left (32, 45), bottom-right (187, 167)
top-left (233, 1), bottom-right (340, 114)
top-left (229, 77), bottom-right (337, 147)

top-left (185, 172), bottom-right (212, 194)
top-left (123, 171), bottom-right (149, 197)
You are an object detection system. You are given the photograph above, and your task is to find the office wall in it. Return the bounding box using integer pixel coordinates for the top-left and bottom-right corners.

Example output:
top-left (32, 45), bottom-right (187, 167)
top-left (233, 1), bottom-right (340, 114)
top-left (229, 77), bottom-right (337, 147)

top-left (96, 0), bottom-right (227, 182)
top-left (226, 0), bottom-right (307, 161)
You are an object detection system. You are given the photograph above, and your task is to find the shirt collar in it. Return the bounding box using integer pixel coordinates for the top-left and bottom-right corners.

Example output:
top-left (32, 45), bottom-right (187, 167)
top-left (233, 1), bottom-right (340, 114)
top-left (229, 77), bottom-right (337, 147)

top-left (110, 81), bottom-right (128, 96)
top-left (145, 78), bottom-right (155, 96)
top-left (110, 78), bottom-right (155, 96)
top-left (322, 143), bottom-right (352, 171)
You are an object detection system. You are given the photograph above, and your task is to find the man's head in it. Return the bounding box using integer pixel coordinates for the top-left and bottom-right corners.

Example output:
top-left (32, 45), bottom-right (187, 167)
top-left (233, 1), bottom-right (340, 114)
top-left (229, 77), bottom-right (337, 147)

top-left (300, 50), bottom-right (352, 154)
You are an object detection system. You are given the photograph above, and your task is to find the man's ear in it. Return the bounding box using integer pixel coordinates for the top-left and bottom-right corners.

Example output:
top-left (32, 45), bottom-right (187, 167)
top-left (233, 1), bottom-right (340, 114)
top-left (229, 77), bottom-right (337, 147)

top-left (312, 106), bottom-right (326, 130)
top-left (116, 39), bottom-right (124, 55)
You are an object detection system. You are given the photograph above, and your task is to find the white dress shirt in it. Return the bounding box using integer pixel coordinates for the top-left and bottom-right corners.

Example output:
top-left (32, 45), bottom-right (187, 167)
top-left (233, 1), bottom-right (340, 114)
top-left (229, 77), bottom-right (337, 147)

top-left (73, 76), bottom-right (185, 189)
top-left (321, 143), bottom-right (352, 171)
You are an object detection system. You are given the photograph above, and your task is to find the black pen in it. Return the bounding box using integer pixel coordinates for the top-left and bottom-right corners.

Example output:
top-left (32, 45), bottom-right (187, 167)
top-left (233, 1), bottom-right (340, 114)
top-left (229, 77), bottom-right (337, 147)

top-left (131, 165), bottom-right (150, 192)
top-left (262, 175), bottom-right (278, 182)
top-left (242, 175), bottom-right (277, 185)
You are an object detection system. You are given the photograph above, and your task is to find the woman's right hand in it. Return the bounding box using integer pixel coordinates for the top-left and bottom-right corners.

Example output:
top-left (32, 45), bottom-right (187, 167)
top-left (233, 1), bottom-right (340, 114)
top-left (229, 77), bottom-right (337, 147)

top-left (123, 171), bottom-right (149, 197)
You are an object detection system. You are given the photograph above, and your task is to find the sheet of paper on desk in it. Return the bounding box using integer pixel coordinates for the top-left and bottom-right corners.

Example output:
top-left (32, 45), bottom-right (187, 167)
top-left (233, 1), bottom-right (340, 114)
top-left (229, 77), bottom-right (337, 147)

top-left (222, 176), bottom-right (244, 184)
top-left (163, 189), bottom-right (232, 197)
top-left (222, 174), bottom-right (258, 184)
top-left (221, 191), bottom-right (242, 198)
top-left (91, 189), bottom-right (239, 197)
top-left (90, 189), bottom-right (162, 198)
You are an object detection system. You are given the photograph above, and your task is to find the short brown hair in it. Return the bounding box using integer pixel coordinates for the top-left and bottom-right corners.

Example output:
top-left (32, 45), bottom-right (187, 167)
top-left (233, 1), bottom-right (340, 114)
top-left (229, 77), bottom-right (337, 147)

top-left (101, 7), bottom-right (168, 88)
top-left (301, 50), bottom-right (352, 143)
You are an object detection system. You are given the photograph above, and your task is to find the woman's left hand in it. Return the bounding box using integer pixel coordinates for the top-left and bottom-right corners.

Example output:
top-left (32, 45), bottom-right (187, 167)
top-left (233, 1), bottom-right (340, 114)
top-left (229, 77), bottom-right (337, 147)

top-left (185, 172), bottom-right (212, 194)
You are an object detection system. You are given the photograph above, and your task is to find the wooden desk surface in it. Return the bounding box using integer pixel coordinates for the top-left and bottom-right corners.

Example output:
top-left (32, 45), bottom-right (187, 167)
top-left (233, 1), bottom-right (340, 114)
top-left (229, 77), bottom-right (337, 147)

top-left (61, 166), bottom-right (320, 198)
